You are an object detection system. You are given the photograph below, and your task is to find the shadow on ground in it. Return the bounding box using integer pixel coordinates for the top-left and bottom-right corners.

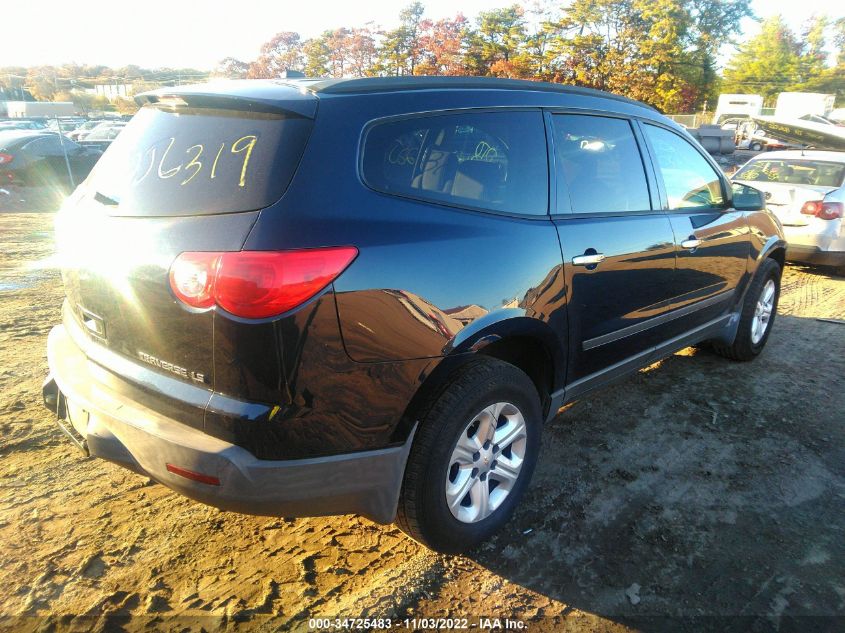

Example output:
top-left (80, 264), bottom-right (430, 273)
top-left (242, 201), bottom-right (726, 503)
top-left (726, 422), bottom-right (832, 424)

top-left (467, 314), bottom-right (844, 632)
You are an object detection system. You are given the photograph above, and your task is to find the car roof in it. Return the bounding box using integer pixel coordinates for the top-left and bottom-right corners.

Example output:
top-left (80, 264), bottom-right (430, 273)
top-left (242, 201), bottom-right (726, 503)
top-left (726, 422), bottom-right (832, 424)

top-left (0, 130), bottom-right (69, 149)
top-left (748, 150), bottom-right (845, 163)
top-left (138, 77), bottom-right (661, 120)
top-left (284, 76), bottom-right (653, 106)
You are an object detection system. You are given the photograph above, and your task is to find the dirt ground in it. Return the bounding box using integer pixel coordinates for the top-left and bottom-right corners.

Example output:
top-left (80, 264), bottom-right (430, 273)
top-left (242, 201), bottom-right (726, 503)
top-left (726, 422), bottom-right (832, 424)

top-left (0, 212), bottom-right (843, 633)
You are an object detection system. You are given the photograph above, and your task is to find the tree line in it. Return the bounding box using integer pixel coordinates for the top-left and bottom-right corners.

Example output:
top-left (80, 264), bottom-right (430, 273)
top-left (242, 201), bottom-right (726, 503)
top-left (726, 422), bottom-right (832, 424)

top-left (221, 1), bottom-right (845, 112)
top-left (3, 1), bottom-right (843, 116)
top-left (0, 66), bottom-right (210, 114)
top-left (227, 0), bottom-right (757, 112)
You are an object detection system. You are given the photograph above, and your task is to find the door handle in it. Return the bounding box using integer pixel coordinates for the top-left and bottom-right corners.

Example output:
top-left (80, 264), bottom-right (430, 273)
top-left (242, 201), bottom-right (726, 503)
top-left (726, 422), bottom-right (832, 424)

top-left (681, 238), bottom-right (701, 249)
top-left (572, 253), bottom-right (606, 266)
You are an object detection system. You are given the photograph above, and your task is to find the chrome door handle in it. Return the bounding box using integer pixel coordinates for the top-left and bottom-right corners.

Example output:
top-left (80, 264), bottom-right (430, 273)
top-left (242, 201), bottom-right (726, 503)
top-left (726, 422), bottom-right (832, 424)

top-left (681, 238), bottom-right (701, 249)
top-left (572, 253), bottom-right (606, 266)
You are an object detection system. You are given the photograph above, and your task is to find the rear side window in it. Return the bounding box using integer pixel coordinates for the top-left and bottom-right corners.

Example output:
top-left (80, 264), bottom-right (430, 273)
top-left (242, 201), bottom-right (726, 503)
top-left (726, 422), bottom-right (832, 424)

top-left (86, 104), bottom-right (313, 216)
top-left (643, 124), bottom-right (725, 210)
top-left (551, 114), bottom-right (651, 213)
top-left (362, 110), bottom-right (548, 216)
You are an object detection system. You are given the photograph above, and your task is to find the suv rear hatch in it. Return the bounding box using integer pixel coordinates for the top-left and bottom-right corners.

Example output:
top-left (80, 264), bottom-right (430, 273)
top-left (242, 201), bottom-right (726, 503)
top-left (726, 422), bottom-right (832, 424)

top-left (56, 85), bottom-right (316, 420)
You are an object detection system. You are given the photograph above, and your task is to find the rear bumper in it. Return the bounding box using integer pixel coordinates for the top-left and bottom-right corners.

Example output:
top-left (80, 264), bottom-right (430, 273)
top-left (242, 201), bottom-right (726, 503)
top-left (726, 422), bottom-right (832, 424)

top-left (786, 245), bottom-right (845, 267)
top-left (44, 324), bottom-right (414, 524)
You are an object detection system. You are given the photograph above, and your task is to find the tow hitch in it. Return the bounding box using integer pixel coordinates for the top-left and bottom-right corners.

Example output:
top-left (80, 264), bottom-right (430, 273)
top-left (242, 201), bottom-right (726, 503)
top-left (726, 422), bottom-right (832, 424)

top-left (42, 375), bottom-right (89, 456)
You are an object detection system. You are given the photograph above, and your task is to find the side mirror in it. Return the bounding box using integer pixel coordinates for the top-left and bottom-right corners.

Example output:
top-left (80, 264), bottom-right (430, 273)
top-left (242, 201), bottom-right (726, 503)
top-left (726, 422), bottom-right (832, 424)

top-left (732, 183), bottom-right (765, 211)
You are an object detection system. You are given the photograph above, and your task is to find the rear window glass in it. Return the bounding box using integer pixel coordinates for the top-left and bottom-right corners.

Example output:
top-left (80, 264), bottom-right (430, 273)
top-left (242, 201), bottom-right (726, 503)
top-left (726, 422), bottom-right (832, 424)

top-left (86, 104), bottom-right (313, 216)
top-left (734, 159), bottom-right (845, 187)
top-left (361, 110), bottom-right (548, 215)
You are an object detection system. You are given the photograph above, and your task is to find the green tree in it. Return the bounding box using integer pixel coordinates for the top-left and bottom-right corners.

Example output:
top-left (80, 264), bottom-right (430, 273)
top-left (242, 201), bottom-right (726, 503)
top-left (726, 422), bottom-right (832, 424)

top-left (836, 17), bottom-right (845, 67)
top-left (375, 2), bottom-right (426, 76)
top-left (721, 15), bottom-right (801, 101)
top-left (302, 34), bottom-right (332, 77)
top-left (518, 1), bottom-right (564, 80)
top-left (465, 5), bottom-right (528, 76)
top-left (796, 16), bottom-right (829, 85)
top-left (555, 0), bottom-right (692, 111)
top-left (681, 0), bottom-right (753, 109)
top-left (797, 16), bottom-right (845, 101)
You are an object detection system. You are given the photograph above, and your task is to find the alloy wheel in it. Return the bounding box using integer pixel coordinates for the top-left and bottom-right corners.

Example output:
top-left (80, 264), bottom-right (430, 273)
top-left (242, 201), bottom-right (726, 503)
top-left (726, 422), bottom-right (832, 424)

top-left (445, 401), bottom-right (527, 523)
top-left (751, 279), bottom-right (776, 345)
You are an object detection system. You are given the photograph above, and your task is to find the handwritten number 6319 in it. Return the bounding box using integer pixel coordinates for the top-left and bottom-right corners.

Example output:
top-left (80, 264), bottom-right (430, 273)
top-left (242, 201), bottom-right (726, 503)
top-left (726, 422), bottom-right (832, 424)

top-left (134, 135), bottom-right (258, 188)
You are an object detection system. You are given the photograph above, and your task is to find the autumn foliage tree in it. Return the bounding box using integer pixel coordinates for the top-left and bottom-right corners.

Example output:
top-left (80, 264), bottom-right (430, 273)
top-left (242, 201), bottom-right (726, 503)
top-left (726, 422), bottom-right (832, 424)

top-left (416, 14), bottom-right (469, 76)
top-left (248, 32), bottom-right (304, 78)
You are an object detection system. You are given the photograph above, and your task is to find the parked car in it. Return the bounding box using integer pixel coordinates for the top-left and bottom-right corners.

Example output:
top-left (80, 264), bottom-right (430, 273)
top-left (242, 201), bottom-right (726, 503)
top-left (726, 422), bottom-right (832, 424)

top-left (0, 131), bottom-right (102, 208)
top-left (66, 119), bottom-right (105, 141)
top-left (46, 118), bottom-right (85, 134)
top-left (43, 77), bottom-right (785, 554)
top-left (0, 119), bottom-right (48, 131)
top-left (733, 150), bottom-right (845, 274)
top-left (76, 122), bottom-right (126, 151)
top-left (76, 120), bottom-right (125, 140)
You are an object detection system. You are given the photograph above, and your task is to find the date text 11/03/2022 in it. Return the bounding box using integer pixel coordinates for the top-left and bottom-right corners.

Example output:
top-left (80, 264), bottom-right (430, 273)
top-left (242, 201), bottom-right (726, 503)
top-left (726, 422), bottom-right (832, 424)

top-left (307, 618), bottom-right (527, 630)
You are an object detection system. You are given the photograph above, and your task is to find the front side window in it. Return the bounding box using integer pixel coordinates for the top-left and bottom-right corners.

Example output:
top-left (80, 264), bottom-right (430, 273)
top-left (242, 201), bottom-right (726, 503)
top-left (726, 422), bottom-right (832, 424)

top-left (551, 114), bottom-right (651, 214)
top-left (362, 110), bottom-right (548, 215)
top-left (643, 124), bottom-right (725, 210)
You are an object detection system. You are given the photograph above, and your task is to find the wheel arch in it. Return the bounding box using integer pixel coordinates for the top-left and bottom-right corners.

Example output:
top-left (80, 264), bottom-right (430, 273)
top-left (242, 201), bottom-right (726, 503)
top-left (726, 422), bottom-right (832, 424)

top-left (391, 315), bottom-right (566, 442)
top-left (766, 244), bottom-right (786, 271)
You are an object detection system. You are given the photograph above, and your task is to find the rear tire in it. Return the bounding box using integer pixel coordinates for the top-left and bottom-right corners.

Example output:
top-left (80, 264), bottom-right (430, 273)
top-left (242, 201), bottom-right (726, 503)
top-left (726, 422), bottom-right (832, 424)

top-left (396, 358), bottom-right (541, 554)
top-left (711, 258), bottom-right (781, 361)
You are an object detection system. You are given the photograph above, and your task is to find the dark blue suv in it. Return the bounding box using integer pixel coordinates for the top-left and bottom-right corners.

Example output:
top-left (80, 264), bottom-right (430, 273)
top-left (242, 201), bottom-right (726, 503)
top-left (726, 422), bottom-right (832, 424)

top-left (43, 77), bottom-right (785, 553)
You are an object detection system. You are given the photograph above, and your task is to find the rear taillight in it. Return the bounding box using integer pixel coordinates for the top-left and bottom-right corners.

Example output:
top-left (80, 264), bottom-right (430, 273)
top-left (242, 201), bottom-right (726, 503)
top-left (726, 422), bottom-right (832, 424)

top-left (169, 247), bottom-right (358, 319)
top-left (169, 251), bottom-right (219, 309)
top-left (801, 200), bottom-right (844, 220)
top-left (0, 153), bottom-right (14, 165)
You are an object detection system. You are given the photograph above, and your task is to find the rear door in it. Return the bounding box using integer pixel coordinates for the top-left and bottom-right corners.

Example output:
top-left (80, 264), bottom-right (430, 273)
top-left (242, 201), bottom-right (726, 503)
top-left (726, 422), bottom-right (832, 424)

top-left (639, 123), bottom-right (750, 329)
top-left (549, 113), bottom-right (677, 392)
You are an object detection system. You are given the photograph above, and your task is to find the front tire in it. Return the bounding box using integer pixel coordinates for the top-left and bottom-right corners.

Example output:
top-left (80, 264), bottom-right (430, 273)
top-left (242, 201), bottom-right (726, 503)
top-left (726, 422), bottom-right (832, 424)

top-left (711, 258), bottom-right (781, 361)
top-left (396, 358), bottom-right (541, 554)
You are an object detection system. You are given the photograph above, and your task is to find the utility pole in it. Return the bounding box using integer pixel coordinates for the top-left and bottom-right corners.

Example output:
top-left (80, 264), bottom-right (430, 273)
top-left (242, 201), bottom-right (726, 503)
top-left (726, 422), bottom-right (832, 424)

top-left (54, 115), bottom-right (75, 190)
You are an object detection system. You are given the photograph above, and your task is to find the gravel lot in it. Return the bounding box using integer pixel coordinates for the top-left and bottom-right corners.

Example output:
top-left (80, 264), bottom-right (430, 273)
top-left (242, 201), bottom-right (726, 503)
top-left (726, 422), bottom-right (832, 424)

top-left (0, 212), bottom-right (843, 632)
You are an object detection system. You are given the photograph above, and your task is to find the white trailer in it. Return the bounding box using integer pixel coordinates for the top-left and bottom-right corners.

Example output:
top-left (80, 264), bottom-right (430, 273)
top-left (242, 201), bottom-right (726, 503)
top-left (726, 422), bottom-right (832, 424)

top-left (712, 94), bottom-right (763, 125)
top-left (3, 101), bottom-right (77, 118)
top-left (774, 93), bottom-right (835, 119)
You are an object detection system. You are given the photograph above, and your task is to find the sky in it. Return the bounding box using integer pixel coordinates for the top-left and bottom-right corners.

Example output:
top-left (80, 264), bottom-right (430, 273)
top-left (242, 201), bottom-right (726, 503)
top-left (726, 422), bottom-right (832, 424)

top-left (2, 0), bottom-right (844, 71)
